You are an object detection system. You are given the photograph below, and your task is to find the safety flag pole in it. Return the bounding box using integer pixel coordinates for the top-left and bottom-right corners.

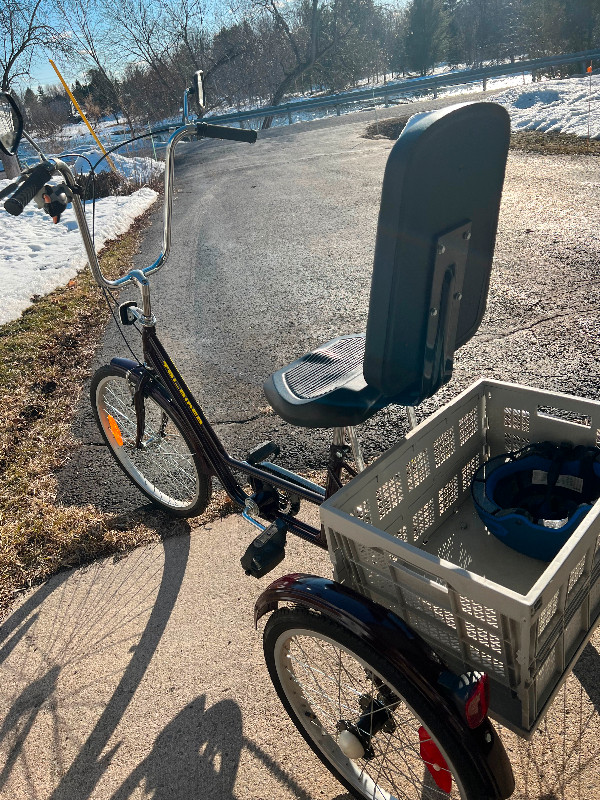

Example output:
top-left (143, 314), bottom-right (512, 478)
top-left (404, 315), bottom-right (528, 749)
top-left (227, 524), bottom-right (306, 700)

top-left (588, 62), bottom-right (593, 150)
top-left (49, 59), bottom-right (119, 175)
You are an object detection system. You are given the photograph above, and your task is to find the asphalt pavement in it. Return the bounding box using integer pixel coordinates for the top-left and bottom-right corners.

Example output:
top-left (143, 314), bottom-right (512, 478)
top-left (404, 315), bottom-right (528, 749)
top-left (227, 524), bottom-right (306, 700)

top-left (56, 88), bottom-right (600, 517)
top-left (56, 90), bottom-right (514, 515)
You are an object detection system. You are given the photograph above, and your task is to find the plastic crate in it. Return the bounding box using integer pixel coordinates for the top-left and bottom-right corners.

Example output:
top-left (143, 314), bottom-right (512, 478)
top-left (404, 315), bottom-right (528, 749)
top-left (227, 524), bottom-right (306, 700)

top-left (320, 379), bottom-right (600, 737)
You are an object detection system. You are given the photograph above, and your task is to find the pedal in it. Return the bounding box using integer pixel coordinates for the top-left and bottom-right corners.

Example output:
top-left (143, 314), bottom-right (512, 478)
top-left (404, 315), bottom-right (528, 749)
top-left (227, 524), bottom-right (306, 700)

top-left (241, 519), bottom-right (287, 578)
top-left (247, 441), bottom-right (281, 465)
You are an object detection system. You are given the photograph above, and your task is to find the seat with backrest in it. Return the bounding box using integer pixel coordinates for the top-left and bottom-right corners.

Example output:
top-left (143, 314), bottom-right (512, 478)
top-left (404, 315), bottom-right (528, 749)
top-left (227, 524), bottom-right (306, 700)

top-left (263, 102), bottom-right (511, 428)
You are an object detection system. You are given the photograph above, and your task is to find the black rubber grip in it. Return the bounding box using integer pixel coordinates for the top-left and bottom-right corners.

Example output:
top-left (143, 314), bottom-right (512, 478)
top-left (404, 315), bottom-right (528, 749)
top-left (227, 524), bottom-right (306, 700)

top-left (4, 163), bottom-right (56, 216)
top-left (196, 122), bottom-right (257, 144)
top-left (0, 181), bottom-right (17, 201)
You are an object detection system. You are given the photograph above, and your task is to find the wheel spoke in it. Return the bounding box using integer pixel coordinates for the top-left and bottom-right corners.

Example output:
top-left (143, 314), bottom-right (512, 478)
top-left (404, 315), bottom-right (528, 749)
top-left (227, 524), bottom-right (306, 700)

top-left (95, 372), bottom-right (202, 510)
top-left (267, 613), bottom-right (472, 800)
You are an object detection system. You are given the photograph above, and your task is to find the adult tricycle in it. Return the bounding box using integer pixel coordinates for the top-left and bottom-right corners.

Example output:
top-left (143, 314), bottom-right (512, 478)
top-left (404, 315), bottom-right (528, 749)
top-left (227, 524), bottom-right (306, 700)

top-left (3, 75), bottom-right (599, 799)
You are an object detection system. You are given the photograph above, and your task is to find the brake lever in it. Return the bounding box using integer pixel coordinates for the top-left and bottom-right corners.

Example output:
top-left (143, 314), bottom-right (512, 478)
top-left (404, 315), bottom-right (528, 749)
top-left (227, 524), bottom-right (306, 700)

top-left (39, 183), bottom-right (70, 224)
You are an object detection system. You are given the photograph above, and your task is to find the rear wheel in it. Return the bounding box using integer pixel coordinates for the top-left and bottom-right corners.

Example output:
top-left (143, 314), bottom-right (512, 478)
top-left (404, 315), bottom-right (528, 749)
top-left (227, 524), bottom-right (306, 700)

top-left (91, 364), bottom-right (211, 516)
top-left (263, 607), bottom-right (496, 800)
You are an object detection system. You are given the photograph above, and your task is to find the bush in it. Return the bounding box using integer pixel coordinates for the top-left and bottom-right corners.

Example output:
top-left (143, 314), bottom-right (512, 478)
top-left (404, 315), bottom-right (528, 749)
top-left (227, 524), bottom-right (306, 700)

top-left (77, 167), bottom-right (163, 201)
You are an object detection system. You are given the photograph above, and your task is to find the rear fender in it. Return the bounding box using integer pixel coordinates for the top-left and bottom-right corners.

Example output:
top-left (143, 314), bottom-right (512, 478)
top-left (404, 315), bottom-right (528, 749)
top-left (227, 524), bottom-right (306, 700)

top-left (255, 573), bottom-right (515, 799)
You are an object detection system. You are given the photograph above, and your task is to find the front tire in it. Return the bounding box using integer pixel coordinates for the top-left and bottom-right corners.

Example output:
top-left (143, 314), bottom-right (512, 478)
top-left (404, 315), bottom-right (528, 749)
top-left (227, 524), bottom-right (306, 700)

top-left (263, 607), bottom-right (496, 800)
top-left (91, 364), bottom-right (211, 516)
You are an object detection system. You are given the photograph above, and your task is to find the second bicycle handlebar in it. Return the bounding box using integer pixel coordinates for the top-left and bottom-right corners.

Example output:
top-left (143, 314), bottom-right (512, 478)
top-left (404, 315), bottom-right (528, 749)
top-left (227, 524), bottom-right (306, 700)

top-left (3, 162), bottom-right (56, 216)
top-left (197, 122), bottom-right (257, 144)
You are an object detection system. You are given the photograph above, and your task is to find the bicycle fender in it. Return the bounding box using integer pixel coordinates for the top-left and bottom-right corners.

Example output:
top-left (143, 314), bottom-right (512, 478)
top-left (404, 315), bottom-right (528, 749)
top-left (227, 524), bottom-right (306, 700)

top-left (110, 357), bottom-right (150, 380)
top-left (109, 358), bottom-right (214, 476)
top-left (255, 573), bottom-right (515, 800)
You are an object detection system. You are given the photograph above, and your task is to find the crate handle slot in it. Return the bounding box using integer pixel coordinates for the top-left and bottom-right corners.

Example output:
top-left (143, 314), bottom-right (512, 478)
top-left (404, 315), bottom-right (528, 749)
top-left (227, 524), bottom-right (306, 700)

top-left (390, 558), bottom-right (449, 596)
top-left (536, 405), bottom-right (592, 429)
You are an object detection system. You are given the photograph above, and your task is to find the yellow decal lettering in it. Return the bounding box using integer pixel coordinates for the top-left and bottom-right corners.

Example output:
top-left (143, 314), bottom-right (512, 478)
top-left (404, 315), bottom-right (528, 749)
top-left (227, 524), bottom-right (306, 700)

top-left (163, 361), bottom-right (203, 425)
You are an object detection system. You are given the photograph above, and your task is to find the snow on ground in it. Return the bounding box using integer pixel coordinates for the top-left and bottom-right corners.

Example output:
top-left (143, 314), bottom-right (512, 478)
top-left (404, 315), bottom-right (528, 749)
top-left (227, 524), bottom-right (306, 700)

top-left (0, 185), bottom-right (157, 326)
top-left (71, 150), bottom-right (164, 180)
top-left (494, 74), bottom-right (600, 138)
top-left (1, 72), bottom-right (598, 327)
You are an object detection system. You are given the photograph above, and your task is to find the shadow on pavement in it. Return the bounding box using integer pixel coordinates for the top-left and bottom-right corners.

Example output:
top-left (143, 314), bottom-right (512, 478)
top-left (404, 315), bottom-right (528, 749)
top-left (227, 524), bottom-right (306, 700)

top-left (0, 536), bottom-right (190, 800)
top-left (573, 641), bottom-right (600, 714)
top-left (111, 695), bottom-right (242, 799)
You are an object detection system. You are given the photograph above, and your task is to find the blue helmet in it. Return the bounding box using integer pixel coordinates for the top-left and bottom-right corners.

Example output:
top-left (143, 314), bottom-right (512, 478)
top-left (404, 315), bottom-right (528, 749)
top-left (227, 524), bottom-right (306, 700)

top-left (471, 441), bottom-right (600, 561)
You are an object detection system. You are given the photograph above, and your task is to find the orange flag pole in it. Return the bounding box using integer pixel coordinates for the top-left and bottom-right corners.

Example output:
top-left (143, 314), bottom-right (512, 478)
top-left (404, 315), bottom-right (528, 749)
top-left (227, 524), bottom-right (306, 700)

top-left (49, 59), bottom-right (119, 174)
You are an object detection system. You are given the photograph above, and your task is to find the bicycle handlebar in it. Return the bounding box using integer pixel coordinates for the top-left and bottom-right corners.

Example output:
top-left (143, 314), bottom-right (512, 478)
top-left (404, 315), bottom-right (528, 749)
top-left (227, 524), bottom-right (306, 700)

top-left (196, 122), bottom-right (257, 144)
top-left (1, 120), bottom-right (257, 319)
top-left (3, 162), bottom-right (55, 216)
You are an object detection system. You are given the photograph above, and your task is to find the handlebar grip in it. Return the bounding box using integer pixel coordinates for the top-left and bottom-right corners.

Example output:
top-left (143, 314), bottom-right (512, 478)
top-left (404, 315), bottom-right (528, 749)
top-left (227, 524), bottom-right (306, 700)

top-left (196, 122), bottom-right (257, 144)
top-left (4, 163), bottom-right (56, 216)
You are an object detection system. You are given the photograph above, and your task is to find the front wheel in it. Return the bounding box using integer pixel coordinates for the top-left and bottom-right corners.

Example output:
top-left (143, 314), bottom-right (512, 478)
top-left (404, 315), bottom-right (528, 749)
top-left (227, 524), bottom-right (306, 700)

top-left (91, 364), bottom-right (211, 516)
top-left (263, 607), bottom-right (497, 800)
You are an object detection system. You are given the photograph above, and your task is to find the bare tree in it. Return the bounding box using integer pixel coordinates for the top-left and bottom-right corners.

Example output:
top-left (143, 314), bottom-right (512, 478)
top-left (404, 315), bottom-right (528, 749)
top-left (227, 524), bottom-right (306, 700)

top-left (108, 0), bottom-right (245, 118)
top-left (0, 0), bottom-right (65, 176)
top-left (108, 0), bottom-right (183, 102)
top-left (249, 0), bottom-right (375, 127)
top-left (54, 0), bottom-right (137, 132)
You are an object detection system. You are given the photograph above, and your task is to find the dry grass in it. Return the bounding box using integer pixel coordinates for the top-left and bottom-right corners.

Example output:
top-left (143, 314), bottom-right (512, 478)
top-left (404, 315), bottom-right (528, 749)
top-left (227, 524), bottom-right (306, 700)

top-left (364, 116), bottom-right (600, 156)
top-left (0, 208), bottom-right (234, 617)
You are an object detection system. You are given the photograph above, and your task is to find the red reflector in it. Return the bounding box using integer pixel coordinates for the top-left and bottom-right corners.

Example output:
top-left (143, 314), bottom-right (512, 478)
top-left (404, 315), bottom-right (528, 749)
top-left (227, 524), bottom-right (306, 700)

top-left (418, 726), bottom-right (452, 793)
top-left (465, 672), bottom-right (490, 728)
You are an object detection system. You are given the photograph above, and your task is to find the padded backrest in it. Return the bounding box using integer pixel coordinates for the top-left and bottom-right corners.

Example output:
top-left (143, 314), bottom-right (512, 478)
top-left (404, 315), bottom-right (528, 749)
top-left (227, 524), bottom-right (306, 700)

top-left (363, 102), bottom-right (510, 404)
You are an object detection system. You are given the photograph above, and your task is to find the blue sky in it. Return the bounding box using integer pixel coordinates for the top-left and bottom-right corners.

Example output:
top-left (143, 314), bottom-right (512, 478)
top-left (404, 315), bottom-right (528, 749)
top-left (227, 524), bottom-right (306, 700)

top-left (23, 52), bottom-right (82, 92)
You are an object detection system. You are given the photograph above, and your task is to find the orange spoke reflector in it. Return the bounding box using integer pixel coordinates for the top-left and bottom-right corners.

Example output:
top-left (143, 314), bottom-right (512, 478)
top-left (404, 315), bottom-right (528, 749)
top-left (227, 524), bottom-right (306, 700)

top-left (107, 415), bottom-right (124, 447)
top-left (418, 726), bottom-right (452, 793)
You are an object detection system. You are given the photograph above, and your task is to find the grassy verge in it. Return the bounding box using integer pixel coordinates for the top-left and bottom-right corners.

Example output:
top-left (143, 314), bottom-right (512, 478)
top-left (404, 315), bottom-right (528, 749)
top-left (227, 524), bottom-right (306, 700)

top-left (364, 116), bottom-right (600, 155)
top-left (0, 207), bottom-right (231, 617)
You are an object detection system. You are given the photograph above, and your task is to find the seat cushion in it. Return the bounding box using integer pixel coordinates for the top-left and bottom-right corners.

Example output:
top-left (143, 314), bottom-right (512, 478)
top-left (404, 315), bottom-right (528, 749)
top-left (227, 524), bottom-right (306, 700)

top-left (263, 334), bottom-right (392, 428)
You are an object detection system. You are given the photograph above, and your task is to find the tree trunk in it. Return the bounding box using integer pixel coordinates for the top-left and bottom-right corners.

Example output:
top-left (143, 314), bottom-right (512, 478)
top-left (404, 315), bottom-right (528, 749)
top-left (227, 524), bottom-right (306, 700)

top-left (0, 151), bottom-right (20, 179)
top-left (261, 69), bottom-right (301, 129)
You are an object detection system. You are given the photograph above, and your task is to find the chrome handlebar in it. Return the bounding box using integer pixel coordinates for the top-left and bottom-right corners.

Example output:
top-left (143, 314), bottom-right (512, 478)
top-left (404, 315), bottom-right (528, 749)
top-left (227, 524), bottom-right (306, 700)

top-left (52, 123), bottom-right (198, 323)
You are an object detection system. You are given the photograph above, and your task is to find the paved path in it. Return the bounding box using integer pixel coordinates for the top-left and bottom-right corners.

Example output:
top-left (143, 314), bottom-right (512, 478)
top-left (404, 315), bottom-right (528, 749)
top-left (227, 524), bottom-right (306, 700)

top-left (0, 515), bottom-right (348, 800)
top-left (1, 512), bottom-right (600, 799)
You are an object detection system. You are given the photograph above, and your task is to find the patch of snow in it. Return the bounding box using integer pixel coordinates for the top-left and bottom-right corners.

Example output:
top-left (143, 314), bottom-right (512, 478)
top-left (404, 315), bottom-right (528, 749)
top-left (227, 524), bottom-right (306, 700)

top-left (70, 149), bottom-right (164, 181)
top-left (0, 185), bottom-right (157, 326)
top-left (494, 75), bottom-right (600, 138)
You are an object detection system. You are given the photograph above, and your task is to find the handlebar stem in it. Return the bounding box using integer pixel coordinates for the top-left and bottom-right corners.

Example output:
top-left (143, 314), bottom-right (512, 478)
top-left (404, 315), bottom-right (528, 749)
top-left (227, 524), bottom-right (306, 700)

top-left (129, 270), bottom-right (155, 324)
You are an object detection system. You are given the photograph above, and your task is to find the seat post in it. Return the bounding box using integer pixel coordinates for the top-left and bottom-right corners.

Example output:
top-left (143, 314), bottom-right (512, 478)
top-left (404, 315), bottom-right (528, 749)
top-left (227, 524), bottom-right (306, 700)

top-left (346, 427), bottom-right (365, 472)
top-left (332, 427), bottom-right (345, 447)
top-left (332, 427), bottom-right (365, 472)
top-left (405, 407), bottom-right (418, 430)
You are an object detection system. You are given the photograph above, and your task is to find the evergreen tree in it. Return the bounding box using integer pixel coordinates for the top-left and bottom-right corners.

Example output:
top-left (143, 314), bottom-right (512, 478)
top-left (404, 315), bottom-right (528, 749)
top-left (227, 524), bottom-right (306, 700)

top-left (563, 0), bottom-right (600, 51)
top-left (404, 0), bottom-right (448, 75)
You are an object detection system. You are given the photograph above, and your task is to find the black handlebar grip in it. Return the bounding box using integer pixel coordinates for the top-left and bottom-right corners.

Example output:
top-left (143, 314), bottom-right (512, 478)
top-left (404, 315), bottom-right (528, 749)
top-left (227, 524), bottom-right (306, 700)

top-left (4, 163), bottom-right (56, 216)
top-left (196, 122), bottom-right (257, 144)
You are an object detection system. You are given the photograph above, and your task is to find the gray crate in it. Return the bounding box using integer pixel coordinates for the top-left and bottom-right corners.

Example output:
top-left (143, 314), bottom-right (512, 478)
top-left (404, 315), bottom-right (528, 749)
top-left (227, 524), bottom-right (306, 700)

top-left (320, 380), bottom-right (600, 737)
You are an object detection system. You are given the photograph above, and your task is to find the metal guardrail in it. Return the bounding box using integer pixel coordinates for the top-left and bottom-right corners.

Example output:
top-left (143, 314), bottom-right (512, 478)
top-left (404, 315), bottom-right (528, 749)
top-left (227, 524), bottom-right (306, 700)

top-left (204, 48), bottom-right (600, 128)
